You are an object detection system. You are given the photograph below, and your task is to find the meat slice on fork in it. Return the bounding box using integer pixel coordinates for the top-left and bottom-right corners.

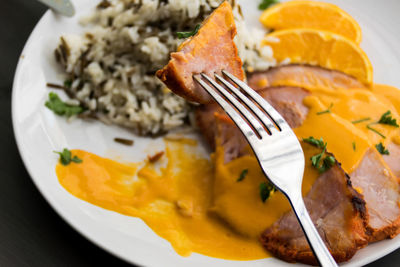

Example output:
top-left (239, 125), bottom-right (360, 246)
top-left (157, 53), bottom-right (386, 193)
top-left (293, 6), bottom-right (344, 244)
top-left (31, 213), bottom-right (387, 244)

top-left (156, 1), bottom-right (245, 104)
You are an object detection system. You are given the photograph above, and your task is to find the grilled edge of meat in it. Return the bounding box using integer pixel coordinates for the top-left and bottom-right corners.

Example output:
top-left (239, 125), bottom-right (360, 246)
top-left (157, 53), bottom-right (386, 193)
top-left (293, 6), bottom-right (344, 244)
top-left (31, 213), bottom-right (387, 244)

top-left (260, 160), bottom-right (369, 265)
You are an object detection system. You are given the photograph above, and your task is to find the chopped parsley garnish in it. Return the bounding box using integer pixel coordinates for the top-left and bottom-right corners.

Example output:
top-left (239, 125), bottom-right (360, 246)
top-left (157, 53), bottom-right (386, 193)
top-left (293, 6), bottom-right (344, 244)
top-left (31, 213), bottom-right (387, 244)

top-left (303, 136), bottom-right (325, 148)
top-left (366, 124), bottom-right (386, 139)
top-left (310, 148), bottom-right (335, 173)
top-left (316, 103), bottom-right (333, 115)
top-left (258, 0), bottom-right (279, 10)
top-left (378, 110), bottom-right (399, 127)
top-left (54, 148), bottom-right (82, 166)
top-left (364, 110), bottom-right (398, 138)
top-left (64, 79), bottom-right (72, 88)
top-left (321, 155), bottom-right (336, 172)
top-left (352, 142), bottom-right (356, 151)
top-left (45, 92), bottom-right (84, 117)
top-left (177, 24), bottom-right (201, 39)
top-left (259, 182), bottom-right (276, 202)
top-left (303, 136), bottom-right (336, 173)
top-left (375, 143), bottom-right (390, 155)
top-left (237, 169), bottom-right (248, 182)
top-left (352, 117), bottom-right (371, 124)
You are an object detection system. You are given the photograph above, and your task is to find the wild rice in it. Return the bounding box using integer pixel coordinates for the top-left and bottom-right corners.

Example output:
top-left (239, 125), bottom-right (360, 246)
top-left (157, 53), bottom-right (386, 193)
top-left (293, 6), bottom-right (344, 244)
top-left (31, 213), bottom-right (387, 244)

top-left (54, 0), bottom-right (275, 135)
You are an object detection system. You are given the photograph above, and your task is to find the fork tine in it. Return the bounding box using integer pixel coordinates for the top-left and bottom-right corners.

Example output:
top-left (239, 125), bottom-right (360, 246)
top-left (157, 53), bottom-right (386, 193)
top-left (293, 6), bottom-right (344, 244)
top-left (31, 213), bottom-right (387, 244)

top-left (214, 73), bottom-right (279, 135)
top-left (200, 73), bottom-right (268, 138)
top-left (222, 70), bottom-right (290, 131)
top-left (193, 75), bottom-right (260, 143)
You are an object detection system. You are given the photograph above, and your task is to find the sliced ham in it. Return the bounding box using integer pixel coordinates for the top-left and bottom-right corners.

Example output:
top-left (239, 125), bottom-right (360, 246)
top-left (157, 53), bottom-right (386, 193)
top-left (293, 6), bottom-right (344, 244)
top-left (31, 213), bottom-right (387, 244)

top-left (248, 64), bottom-right (365, 92)
top-left (196, 103), bottom-right (249, 162)
top-left (261, 145), bottom-right (400, 264)
top-left (383, 143), bottom-right (400, 177)
top-left (195, 75), bottom-right (400, 263)
top-left (195, 86), bottom-right (309, 162)
top-left (260, 158), bottom-right (368, 265)
top-left (259, 86), bottom-right (310, 128)
top-left (156, 1), bottom-right (244, 104)
top-left (351, 148), bottom-right (400, 241)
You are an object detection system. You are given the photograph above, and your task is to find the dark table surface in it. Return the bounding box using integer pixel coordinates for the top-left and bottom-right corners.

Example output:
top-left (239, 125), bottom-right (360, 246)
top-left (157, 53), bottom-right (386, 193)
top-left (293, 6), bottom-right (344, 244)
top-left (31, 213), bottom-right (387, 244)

top-left (1, 0), bottom-right (399, 266)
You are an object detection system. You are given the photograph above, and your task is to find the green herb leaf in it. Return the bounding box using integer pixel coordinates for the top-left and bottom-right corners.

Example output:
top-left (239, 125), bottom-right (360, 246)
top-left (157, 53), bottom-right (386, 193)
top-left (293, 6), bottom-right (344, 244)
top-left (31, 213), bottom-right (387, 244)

top-left (303, 136), bottom-right (325, 149)
top-left (259, 182), bottom-right (276, 202)
top-left (367, 124), bottom-right (386, 139)
top-left (64, 79), bottom-right (72, 88)
top-left (258, 0), bottom-right (279, 10)
top-left (311, 151), bottom-right (323, 168)
top-left (237, 169), bottom-right (248, 182)
top-left (54, 148), bottom-right (82, 166)
top-left (177, 24), bottom-right (201, 39)
top-left (321, 156), bottom-right (336, 172)
top-left (352, 117), bottom-right (371, 124)
top-left (71, 156), bottom-right (83, 163)
top-left (352, 142), bottom-right (356, 151)
top-left (45, 92), bottom-right (84, 117)
top-left (375, 143), bottom-right (390, 155)
top-left (378, 110), bottom-right (399, 127)
top-left (307, 140), bottom-right (336, 173)
top-left (317, 103), bottom-right (333, 115)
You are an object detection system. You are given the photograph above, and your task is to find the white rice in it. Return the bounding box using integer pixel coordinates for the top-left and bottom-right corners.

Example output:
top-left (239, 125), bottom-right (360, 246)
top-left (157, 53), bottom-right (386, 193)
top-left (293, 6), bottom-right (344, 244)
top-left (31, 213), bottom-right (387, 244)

top-left (55, 0), bottom-right (276, 135)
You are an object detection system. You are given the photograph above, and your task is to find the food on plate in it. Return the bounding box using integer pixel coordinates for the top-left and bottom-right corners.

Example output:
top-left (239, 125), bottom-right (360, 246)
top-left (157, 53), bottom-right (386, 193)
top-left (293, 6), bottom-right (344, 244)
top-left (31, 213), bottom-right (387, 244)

top-left (57, 141), bottom-right (272, 260)
top-left (261, 152), bottom-right (368, 265)
top-left (351, 148), bottom-right (400, 241)
top-left (52, 0), bottom-right (274, 135)
top-left (54, 148), bottom-right (83, 166)
top-left (248, 64), bottom-right (365, 92)
top-left (262, 29), bottom-right (373, 85)
top-left (50, 0), bottom-right (400, 265)
top-left (45, 92), bottom-right (85, 118)
top-left (260, 0), bottom-right (362, 43)
top-left (156, 1), bottom-right (244, 104)
top-left (196, 86), bottom-right (310, 162)
top-left (196, 73), bottom-right (400, 263)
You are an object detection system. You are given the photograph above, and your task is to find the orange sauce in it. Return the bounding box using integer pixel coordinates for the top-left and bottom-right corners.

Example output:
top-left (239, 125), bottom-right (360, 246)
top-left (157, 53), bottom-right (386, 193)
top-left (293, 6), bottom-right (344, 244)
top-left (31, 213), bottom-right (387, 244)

top-left (295, 84), bottom-right (400, 173)
top-left (57, 141), bottom-right (271, 260)
top-left (56, 83), bottom-right (400, 261)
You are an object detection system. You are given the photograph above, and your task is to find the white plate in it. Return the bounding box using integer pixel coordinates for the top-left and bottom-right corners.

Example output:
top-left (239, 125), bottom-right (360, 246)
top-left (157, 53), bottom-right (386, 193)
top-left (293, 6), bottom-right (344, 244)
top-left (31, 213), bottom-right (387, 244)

top-left (12, 0), bottom-right (400, 266)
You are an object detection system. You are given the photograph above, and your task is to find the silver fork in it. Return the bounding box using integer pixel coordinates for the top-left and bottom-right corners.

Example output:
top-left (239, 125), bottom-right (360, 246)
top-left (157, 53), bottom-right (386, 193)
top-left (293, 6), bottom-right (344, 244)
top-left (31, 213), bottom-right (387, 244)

top-left (37, 0), bottom-right (75, 17)
top-left (194, 71), bottom-right (338, 267)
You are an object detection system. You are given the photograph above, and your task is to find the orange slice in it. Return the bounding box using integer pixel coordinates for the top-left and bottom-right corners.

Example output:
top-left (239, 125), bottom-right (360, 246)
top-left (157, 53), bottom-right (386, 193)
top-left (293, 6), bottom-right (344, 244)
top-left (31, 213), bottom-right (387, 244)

top-left (262, 29), bottom-right (373, 85)
top-left (260, 0), bottom-right (362, 44)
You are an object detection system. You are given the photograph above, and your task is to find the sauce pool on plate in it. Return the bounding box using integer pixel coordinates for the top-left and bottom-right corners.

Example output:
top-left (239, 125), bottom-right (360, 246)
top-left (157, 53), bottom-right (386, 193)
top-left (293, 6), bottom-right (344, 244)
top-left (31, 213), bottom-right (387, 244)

top-left (56, 84), bottom-right (400, 261)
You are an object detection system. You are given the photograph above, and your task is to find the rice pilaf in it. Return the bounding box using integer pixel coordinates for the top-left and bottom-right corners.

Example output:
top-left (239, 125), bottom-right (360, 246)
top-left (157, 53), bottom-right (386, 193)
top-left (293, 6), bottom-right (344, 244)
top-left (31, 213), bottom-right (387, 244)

top-left (55, 0), bottom-right (275, 135)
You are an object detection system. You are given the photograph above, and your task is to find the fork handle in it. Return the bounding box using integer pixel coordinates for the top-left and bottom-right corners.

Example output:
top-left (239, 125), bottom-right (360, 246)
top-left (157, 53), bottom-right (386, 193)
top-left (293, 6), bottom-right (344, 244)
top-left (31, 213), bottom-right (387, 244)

top-left (288, 193), bottom-right (338, 267)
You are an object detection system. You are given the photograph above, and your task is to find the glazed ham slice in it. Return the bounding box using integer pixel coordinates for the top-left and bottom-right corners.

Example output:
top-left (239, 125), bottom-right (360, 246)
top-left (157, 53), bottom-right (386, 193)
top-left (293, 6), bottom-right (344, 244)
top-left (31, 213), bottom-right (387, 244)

top-left (261, 147), bottom-right (400, 264)
top-left (196, 86), bottom-right (310, 162)
top-left (351, 148), bottom-right (400, 241)
top-left (260, 159), bottom-right (368, 265)
top-left (383, 143), bottom-right (400, 177)
top-left (248, 64), bottom-right (364, 91)
top-left (259, 86), bottom-right (310, 128)
top-left (156, 1), bottom-right (245, 104)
